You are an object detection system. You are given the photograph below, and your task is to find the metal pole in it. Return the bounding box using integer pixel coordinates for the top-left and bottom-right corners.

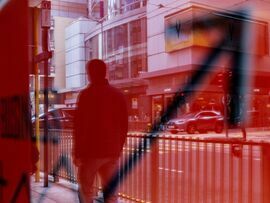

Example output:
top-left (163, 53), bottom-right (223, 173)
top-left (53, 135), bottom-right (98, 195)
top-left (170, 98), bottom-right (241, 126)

top-left (224, 70), bottom-right (229, 138)
top-left (100, 0), bottom-right (104, 60)
top-left (42, 27), bottom-right (49, 187)
top-left (101, 20), bottom-right (104, 59)
top-left (224, 93), bottom-right (229, 138)
top-left (34, 7), bottom-right (41, 183)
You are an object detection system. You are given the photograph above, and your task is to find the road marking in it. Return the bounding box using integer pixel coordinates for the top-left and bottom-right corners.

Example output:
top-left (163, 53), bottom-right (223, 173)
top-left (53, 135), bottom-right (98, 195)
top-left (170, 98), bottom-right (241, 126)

top-left (158, 167), bottom-right (183, 173)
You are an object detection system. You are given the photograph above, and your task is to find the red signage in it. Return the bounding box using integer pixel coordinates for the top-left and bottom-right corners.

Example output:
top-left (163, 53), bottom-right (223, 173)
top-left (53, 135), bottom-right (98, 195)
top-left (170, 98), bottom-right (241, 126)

top-left (41, 1), bottom-right (51, 27)
top-left (41, 0), bottom-right (51, 10)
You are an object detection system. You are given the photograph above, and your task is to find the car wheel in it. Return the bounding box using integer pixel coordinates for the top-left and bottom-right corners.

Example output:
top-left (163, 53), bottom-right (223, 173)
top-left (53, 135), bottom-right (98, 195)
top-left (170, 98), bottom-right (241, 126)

top-left (170, 130), bottom-right (178, 134)
top-left (187, 124), bottom-right (196, 134)
top-left (215, 123), bottom-right (223, 133)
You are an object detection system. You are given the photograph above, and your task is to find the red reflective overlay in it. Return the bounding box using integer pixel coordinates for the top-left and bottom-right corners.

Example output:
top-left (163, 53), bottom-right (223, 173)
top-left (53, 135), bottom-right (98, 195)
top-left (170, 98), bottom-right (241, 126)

top-left (2, 1), bottom-right (270, 203)
top-left (0, 0), bottom-right (33, 202)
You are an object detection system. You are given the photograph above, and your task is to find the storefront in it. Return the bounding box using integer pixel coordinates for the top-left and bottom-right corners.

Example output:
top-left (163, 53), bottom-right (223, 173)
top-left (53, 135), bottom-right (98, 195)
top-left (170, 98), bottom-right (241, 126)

top-left (141, 64), bottom-right (227, 123)
top-left (110, 79), bottom-right (151, 131)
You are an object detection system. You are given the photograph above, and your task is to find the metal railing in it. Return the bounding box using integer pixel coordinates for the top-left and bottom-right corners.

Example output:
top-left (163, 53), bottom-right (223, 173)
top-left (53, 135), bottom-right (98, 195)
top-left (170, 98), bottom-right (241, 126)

top-left (39, 130), bottom-right (270, 203)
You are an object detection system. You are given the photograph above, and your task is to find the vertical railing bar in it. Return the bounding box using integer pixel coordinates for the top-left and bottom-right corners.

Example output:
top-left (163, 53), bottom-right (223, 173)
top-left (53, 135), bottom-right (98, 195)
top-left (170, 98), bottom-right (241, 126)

top-left (62, 130), bottom-right (65, 179)
top-left (144, 135), bottom-right (148, 203)
top-left (161, 135), bottom-right (166, 203)
top-left (229, 144), bottom-right (233, 203)
top-left (65, 131), bottom-right (68, 181)
top-left (55, 130), bottom-right (58, 179)
top-left (127, 136), bottom-right (131, 200)
top-left (181, 140), bottom-right (186, 203)
top-left (260, 145), bottom-right (264, 203)
top-left (49, 130), bottom-right (51, 178)
top-left (69, 131), bottom-right (72, 182)
top-left (48, 130), bottom-right (51, 178)
top-left (248, 145), bottom-right (253, 203)
top-left (135, 136), bottom-right (139, 201)
top-left (188, 139), bottom-right (192, 203)
top-left (174, 138), bottom-right (179, 203)
top-left (63, 130), bottom-right (66, 179)
top-left (238, 144), bottom-right (243, 203)
top-left (51, 130), bottom-right (54, 178)
top-left (66, 130), bottom-right (68, 179)
top-left (131, 135), bottom-right (135, 201)
top-left (211, 143), bottom-right (216, 203)
top-left (145, 136), bottom-right (148, 202)
top-left (136, 135), bottom-right (141, 201)
top-left (220, 143), bottom-right (224, 203)
top-left (70, 130), bottom-right (73, 182)
top-left (120, 136), bottom-right (127, 198)
top-left (124, 136), bottom-right (128, 199)
top-left (59, 130), bottom-right (61, 179)
top-left (61, 130), bottom-right (63, 179)
top-left (62, 130), bottom-right (64, 179)
top-left (72, 130), bottom-right (75, 182)
top-left (203, 142), bottom-right (207, 203)
top-left (141, 135), bottom-right (144, 202)
top-left (168, 136), bottom-right (173, 203)
top-left (151, 135), bottom-right (159, 203)
top-left (195, 141), bottom-right (199, 203)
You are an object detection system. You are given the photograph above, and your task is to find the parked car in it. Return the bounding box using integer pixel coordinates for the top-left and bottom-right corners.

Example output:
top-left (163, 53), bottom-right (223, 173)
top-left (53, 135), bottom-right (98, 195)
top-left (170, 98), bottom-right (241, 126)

top-left (166, 111), bottom-right (224, 134)
top-left (32, 107), bottom-right (75, 130)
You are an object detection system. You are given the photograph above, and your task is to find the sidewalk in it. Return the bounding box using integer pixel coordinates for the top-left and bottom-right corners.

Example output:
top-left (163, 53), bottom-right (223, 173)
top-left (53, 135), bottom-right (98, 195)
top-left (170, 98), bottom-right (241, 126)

top-left (31, 176), bottom-right (79, 203)
top-left (30, 176), bottom-right (128, 203)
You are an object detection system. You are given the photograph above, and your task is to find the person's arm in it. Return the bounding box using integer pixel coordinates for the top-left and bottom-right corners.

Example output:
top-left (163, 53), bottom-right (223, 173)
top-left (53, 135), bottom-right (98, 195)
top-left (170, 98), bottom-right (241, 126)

top-left (72, 93), bottom-right (83, 166)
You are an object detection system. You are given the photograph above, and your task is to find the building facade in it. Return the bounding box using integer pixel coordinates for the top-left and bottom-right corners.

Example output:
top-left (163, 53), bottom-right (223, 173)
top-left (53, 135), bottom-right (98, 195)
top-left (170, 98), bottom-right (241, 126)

top-left (63, 0), bottom-right (270, 130)
top-left (64, 0), bottom-right (150, 130)
top-left (29, 0), bottom-right (88, 113)
top-left (143, 0), bottom-right (270, 127)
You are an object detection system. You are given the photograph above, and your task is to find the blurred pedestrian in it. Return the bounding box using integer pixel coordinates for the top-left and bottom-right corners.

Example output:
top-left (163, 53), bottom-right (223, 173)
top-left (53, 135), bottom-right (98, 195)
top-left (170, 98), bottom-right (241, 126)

top-left (73, 59), bottom-right (128, 203)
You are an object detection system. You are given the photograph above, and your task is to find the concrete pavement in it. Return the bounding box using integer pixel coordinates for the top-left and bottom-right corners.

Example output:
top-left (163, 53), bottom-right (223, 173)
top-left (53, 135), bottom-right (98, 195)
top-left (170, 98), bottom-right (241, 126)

top-left (30, 176), bottom-right (129, 203)
top-left (31, 176), bottom-right (79, 203)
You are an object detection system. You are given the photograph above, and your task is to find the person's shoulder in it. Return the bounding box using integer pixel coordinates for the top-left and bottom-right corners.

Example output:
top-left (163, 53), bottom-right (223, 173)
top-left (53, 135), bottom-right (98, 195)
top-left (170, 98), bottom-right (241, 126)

top-left (77, 87), bottom-right (91, 99)
top-left (108, 85), bottom-right (124, 97)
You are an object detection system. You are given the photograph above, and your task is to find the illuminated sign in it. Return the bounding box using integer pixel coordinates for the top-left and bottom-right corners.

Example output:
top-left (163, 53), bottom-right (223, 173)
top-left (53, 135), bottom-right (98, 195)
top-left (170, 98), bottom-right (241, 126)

top-left (164, 6), bottom-right (268, 55)
top-left (164, 9), bottom-right (193, 52)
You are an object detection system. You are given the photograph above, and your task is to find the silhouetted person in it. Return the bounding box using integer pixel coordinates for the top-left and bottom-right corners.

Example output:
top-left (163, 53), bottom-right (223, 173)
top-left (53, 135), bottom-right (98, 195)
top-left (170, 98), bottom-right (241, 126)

top-left (73, 59), bottom-right (128, 203)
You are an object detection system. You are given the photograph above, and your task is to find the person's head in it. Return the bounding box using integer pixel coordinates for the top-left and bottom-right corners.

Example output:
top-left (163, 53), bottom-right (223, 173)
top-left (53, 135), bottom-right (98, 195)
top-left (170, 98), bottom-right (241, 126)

top-left (86, 59), bottom-right (107, 84)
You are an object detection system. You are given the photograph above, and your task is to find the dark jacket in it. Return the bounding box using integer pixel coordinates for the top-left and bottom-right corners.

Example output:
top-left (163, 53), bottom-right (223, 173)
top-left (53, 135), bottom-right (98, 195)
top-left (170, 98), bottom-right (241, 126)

top-left (73, 79), bottom-right (128, 159)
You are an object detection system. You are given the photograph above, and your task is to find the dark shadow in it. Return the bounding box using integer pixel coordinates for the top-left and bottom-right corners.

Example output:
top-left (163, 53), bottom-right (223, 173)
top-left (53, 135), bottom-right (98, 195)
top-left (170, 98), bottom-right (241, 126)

top-left (72, 59), bottom-right (128, 203)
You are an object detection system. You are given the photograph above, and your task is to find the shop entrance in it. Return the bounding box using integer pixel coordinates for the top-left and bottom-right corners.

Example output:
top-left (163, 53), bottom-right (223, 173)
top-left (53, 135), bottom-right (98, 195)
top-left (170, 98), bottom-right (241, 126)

top-left (164, 95), bottom-right (177, 118)
top-left (152, 94), bottom-right (179, 124)
top-left (152, 95), bottom-right (163, 124)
